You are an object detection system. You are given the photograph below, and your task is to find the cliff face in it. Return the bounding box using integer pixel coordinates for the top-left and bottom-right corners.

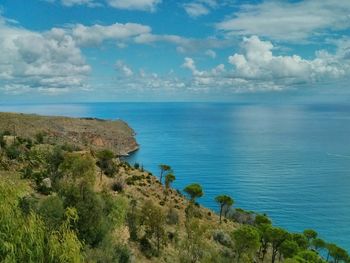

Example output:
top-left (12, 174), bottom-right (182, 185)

top-left (0, 112), bottom-right (139, 156)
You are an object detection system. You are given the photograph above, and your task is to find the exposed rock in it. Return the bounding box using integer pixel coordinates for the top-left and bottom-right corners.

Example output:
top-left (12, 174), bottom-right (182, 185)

top-left (42, 178), bottom-right (52, 189)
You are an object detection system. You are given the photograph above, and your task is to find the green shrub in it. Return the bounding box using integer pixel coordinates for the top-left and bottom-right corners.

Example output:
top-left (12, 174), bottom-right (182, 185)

top-left (5, 145), bottom-right (21, 160)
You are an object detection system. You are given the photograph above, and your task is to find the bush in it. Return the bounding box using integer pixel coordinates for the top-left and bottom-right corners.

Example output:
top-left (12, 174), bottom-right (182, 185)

top-left (18, 195), bottom-right (38, 215)
top-left (139, 236), bottom-right (156, 258)
top-left (59, 185), bottom-right (108, 247)
top-left (111, 180), bottom-right (124, 192)
top-left (213, 230), bottom-right (232, 247)
top-left (35, 132), bottom-right (45, 144)
top-left (115, 245), bottom-right (132, 263)
top-left (38, 195), bottom-right (65, 230)
top-left (5, 145), bottom-right (21, 160)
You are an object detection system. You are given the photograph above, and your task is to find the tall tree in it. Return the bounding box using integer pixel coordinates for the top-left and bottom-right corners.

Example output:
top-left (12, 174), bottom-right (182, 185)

top-left (165, 173), bottom-right (175, 190)
top-left (265, 226), bottom-right (289, 263)
top-left (215, 195), bottom-right (234, 223)
top-left (141, 200), bottom-right (166, 255)
top-left (303, 229), bottom-right (318, 243)
top-left (184, 183), bottom-right (203, 203)
top-left (232, 225), bottom-right (260, 263)
top-left (96, 150), bottom-right (117, 182)
top-left (159, 164), bottom-right (171, 184)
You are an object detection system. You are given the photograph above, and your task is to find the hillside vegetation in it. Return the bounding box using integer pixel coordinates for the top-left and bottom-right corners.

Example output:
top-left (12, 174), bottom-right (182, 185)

top-left (0, 114), bottom-right (349, 263)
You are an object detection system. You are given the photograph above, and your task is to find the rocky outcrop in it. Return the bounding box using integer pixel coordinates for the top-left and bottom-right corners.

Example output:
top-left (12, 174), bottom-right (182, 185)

top-left (0, 112), bottom-right (139, 156)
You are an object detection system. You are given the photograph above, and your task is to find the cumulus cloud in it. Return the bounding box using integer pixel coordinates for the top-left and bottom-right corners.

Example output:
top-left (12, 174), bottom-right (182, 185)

top-left (228, 36), bottom-right (347, 82)
top-left (182, 36), bottom-right (350, 92)
top-left (0, 17), bottom-right (90, 94)
top-left (216, 0), bottom-right (350, 41)
top-left (106, 0), bottom-right (161, 11)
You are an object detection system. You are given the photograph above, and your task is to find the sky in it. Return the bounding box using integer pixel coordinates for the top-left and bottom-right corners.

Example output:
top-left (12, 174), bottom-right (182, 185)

top-left (0, 0), bottom-right (350, 103)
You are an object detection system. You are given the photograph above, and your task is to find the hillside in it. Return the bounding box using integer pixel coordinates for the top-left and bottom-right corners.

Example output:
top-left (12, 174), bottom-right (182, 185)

top-left (0, 112), bottom-right (138, 156)
top-left (0, 113), bottom-right (348, 263)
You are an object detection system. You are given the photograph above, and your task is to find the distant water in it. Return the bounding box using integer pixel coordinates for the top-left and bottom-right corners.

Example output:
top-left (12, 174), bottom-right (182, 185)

top-left (1, 102), bottom-right (350, 251)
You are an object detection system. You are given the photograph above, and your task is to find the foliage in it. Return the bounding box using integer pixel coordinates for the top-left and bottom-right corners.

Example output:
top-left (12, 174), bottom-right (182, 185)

top-left (38, 195), bottom-right (65, 231)
top-left (59, 152), bottom-right (95, 187)
top-left (96, 149), bottom-right (118, 178)
top-left (232, 225), bottom-right (260, 262)
top-left (140, 200), bottom-right (167, 256)
top-left (0, 179), bottom-right (83, 263)
top-left (159, 164), bottom-right (171, 184)
top-left (165, 172), bottom-right (175, 190)
top-left (215, 194), bottom-right (234, 223)
top-left (59, 184), bottom-right (108, 247)
top-left (184, 183), bottom-right (203, 202)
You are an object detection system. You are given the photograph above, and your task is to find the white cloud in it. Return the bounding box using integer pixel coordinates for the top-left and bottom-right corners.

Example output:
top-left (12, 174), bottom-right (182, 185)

top-left (182, 36), bottom-right (350, 92)
top-left (0, 17), bottom-right (90, 94)
top-left (228, 36), bottom-right (347, 82)
top-left (183, 0), bottom-right (219, 18)
top-left (70, 23), bottom-right (151, 46)
top-left (44, 0), bottom-right (101, 7)
top-left (216, 0), bottom-right (350, 41)
top-left (115, 60), bottom-right (134, 77)
top-left (183, 3), bottom-right (210, 18)
top-left (106, 0), bottom-right (161, 11)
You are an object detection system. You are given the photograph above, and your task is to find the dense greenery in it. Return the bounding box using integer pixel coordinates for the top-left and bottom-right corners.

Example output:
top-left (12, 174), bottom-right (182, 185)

top-left (0, 130), bottom-right (349, 262)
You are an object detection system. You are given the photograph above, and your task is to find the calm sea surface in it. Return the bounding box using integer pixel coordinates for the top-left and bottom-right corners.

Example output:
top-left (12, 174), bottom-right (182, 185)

top-left (1, 103), bottom-right (349, 250)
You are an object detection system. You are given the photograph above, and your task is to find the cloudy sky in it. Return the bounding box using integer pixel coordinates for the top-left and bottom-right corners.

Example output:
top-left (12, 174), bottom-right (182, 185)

top-left (1, 0), bottom-right (350, 103)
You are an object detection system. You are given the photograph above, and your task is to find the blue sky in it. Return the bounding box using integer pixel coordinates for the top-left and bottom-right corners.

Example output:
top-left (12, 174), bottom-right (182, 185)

top-left (0, 0), bottom-right (350, 103)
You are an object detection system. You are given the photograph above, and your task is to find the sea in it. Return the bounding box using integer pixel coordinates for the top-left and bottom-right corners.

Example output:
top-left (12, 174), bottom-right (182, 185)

top-left (0, 102), bottom-right (349, 251)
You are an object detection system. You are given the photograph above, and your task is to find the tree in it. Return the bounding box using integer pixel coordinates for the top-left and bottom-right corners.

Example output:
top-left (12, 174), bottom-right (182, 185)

top-left (292, 233), bottom-right (309, 250)
top-left (255, 214), bottom-right (272, 261)
top-left (59, 184), bottom-right (108, 247)
top-left (181, 218), bottom-right (211, 263)
top-left (165, 173), bottom-right (175, 190)
top-left (159, 164), bottom-right (171, 184)
top-left (293, 250), bottom-right (321, 262)
top-left (255, 214), bottom-right (272, 226)
top-left (328, 243), bottom-right (349, 263)
top-left (303, 229), bottom-right (318, 243)
top-left (232, 225), bottom-right (260, 262)
top-left (141, 200), bottom-right (167, 256)
top-left (215, 195), bottom-right (234, 223)
top-left (265, 226), bottom-right (289, 263)
top-left (96, 150), bottom-right (117, 181)
top-left (59, 153), bottom-right (95, 189)
top-left (184, 183), bottom-right (203, 203)
top-left (312, 238), bottom-right (326, 252)
top-left (280, 239), bottom-right (299, 259)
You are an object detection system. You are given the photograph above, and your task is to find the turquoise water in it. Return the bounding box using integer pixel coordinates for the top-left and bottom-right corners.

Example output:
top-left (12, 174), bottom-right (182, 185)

top-left (1, 103), bottom-right (350, 251)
